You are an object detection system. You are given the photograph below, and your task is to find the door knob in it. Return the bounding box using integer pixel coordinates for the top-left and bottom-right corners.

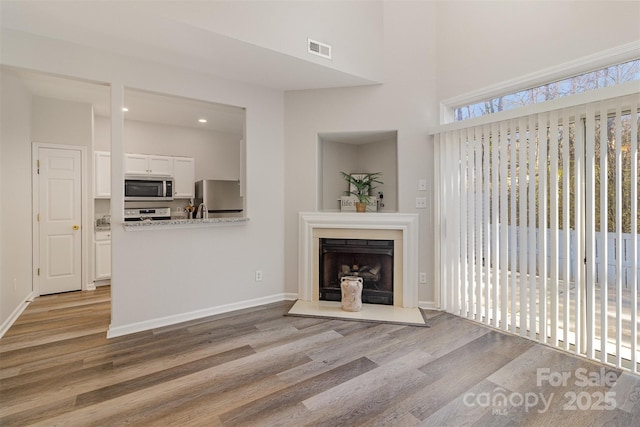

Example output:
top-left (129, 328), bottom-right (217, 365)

top-left (73, 225), bottom-right (80, 230)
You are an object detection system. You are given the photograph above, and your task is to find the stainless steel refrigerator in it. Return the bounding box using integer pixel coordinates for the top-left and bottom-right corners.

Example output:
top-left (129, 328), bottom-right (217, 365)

top-left (194, 180), bottom-right (244, 213)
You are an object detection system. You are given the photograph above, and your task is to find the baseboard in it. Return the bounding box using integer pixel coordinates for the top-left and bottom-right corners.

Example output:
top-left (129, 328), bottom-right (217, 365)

top-left (0, 292), bottom-right (35, 339)
top-left (107, 293), bottom-right (294, 338)
top-left (419, 300), bottom-right (439, 310)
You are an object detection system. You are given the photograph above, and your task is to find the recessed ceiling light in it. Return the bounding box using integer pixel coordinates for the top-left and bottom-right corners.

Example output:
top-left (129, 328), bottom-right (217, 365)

top-left (198, 118), bottom-right (207, 123)
top-left (122, 107), bottom-right (129, 112)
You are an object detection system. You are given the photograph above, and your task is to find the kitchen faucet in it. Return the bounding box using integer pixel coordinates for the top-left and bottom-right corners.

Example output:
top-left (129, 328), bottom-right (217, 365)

top-left (196, 203), bottom-right (208, 219)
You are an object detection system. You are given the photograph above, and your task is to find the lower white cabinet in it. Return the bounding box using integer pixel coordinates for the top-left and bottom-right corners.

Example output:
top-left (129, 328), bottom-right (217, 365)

top-left (95, 231), bottom-right (111, 280)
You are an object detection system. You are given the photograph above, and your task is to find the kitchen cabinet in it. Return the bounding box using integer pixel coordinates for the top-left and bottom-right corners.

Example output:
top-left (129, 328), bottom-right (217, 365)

top-left (125, 153), bottom-right (173, 176)
top-left (173, 156), bottom-right (195, 198)
top-left (94, 231), bottom-right (111, 280)
top-left (94, 151), bottom-right (111, 198)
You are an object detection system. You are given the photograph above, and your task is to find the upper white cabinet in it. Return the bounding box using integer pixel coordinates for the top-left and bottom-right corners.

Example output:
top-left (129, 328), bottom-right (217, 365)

top-left (173, 157), bottom-right (195, 198)
top-left (95, 152), bottom-right (194, 199)
top-left (94, 151), bottom-right (111, 198)
top-left (125, 153), bottom-right (174, 176)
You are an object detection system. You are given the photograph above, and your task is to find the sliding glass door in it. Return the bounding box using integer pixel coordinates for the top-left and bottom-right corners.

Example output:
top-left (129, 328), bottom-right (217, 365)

top-left (435, 94), bottom-right (639, 372)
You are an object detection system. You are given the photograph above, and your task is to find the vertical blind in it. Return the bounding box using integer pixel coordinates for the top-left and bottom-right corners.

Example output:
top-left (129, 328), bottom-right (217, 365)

top-left (435, 93), bottom-right (639, 372)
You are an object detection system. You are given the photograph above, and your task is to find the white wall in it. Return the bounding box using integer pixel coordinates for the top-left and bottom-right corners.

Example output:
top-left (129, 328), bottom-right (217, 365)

top-left (321, 138), bottom-right (397, 212)
top-left (95, 117), bottom-right (241, 181)
top-left (0, 69), bottom-right (33, 333)
top-left (356, 138), bottom-right (397, 212)
top-left (321, 140), bottom-right (359, 211)
top-left (284, 0), bottom-right (640, 307)
top-left (32, 96), bottom-right (93, 147)
top-left (3, 0), bottom-right (637, 333)
top-left (31, 95), bottom-right (95, 291)
top-left (435, 1), bottom-right (640, 101)
top-left (1, 29), bottom-right (285, 334)
top-left (284, 1), bottom-right (439, 305)
top-left (149, 0), bottom-right (385, 83)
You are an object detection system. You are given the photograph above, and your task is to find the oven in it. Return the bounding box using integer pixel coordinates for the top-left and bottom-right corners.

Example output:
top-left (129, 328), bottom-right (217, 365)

top-left (124, 207), bottom-right (171, 221)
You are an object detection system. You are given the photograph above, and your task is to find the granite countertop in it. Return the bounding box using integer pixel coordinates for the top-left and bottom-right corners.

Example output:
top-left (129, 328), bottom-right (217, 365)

top-left (122, 216), bottom-right (249, 231)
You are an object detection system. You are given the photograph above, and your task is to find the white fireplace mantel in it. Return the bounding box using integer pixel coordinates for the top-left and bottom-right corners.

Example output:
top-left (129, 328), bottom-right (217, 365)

top-left (298, 212), bottom-right (419, 307)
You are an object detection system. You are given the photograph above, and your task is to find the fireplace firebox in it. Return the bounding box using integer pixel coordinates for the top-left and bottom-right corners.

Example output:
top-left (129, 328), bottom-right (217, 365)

top-left (319, 238), bottom-right (394, 305)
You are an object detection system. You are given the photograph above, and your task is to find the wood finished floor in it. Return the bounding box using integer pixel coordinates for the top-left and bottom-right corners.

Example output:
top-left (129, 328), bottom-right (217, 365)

top-left (2, 287), bottom-right (640, 426)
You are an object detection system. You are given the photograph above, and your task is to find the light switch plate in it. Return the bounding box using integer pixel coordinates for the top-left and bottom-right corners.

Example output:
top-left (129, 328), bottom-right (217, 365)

top-left (419, 179), bottom-right (427, 191)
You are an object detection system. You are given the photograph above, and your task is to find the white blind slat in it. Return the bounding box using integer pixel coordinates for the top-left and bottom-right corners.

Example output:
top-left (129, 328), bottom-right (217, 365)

top-left (615, 106), bottom-right (623, 367)
top-left (519, 117), bottom-right (528, 336)
top-left (491, 122), bottom-right (500, 328)
top-left (528, 115), bottom-right (537, 340)
top-left (630, 101), bottom-right (638, 373)
top-left (599, 101), bottom-right (609, 363)
top-left (499, 121), bottom-right (509, 331)
top-left (561, 108), bottom-right (571, 351)
top-left (510, 120), bottom-right (518, 334)
top-left (585, 104), bottom-right (597, 359)
top-left (549, 110), bottom-right (559, 347)
top-left (538, 112), bottom-right (549, 344)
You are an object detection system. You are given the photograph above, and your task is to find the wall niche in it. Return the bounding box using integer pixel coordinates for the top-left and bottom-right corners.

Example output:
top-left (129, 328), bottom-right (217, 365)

top-left (318, 130), bottom-right (397, 212)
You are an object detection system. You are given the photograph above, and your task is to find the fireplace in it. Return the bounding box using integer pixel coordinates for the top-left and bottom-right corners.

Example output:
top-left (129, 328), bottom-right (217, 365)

top-left (299, 212), bottom-right (420, 308)
top-left (319, 238), bottom-right (394, 305)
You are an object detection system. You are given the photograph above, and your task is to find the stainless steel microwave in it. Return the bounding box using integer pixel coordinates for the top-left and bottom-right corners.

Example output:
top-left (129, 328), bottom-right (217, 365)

top-left (124, 175), bottom-right (174, 201)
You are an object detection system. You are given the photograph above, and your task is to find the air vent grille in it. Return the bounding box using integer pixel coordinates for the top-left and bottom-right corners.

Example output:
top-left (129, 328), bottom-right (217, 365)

top-left (308, 38), bottom-right (331, 59)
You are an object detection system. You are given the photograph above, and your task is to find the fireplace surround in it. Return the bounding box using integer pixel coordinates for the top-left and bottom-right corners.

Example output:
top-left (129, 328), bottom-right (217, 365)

top-left (298, 212), bottom-right (419, 307)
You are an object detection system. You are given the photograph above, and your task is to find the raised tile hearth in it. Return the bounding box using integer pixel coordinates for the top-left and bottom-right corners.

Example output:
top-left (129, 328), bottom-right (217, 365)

top-left (287, 300), bottom-right (426, 326)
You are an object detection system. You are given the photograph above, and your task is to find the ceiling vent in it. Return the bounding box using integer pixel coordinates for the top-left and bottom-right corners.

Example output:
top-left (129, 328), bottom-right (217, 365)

top-left (308, 38), bottom-right (332, 60)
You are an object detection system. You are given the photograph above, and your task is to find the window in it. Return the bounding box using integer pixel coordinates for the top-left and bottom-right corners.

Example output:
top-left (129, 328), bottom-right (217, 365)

top-left (454, 60), bottom-right (640, 121)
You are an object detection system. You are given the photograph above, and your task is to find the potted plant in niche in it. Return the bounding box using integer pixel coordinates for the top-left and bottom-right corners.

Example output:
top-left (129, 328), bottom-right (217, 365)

top-left (341, 171), bottom-right (383, 212)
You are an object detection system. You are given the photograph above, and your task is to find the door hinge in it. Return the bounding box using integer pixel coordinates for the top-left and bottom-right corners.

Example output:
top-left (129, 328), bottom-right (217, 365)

top-left (37, 268), bottom-right (40, 276)
top-left (37, 213), bottom-right (40, 222)
top-left (37, 159), bottom-right (40, 174)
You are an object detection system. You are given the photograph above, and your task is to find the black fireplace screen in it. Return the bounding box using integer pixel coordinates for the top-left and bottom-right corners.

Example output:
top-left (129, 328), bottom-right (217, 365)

top-left (319, 238), bottom-right (394, 305)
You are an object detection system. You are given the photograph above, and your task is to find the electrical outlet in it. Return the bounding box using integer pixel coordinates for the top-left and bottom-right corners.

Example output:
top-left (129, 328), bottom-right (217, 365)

top-left (415, 197), bottom-right (427, 209)
top-left (419, 272), bottom-right (427, 283)
top-left (418, 179), bottom-right (427, 191)
top-left (255, 270), bottom-right (263, 281)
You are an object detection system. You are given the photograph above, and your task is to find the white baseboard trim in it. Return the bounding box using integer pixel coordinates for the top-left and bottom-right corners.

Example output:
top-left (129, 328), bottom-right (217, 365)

top-left (0, 292), bottom-right (35, 339)
top-left (85, 282), bottom-right (96, 291)
top-left (106, 293), bottom-right (438, 339)
top-left (419, 301), bottom-right (439, 310)
top-left (107, 293), bottom-right (294, 338)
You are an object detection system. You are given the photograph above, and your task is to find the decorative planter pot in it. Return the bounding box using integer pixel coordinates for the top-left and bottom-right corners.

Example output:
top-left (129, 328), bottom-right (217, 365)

top-left (340, 276), bottom-right (363, 312)
top-left (355, 202), bottom-right (367, 212)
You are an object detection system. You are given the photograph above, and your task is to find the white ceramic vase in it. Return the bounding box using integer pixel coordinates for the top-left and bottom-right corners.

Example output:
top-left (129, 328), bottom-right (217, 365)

top-left (340, 276), bottom-right (363, 312)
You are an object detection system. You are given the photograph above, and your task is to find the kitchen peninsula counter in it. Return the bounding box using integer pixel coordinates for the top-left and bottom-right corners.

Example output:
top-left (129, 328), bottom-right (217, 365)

top-left (122, 216), bottom-right (249, 231)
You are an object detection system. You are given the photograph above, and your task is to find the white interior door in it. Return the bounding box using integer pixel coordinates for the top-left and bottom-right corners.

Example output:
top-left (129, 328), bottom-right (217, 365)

top-left (37, 147), bottom-right (82, 295)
